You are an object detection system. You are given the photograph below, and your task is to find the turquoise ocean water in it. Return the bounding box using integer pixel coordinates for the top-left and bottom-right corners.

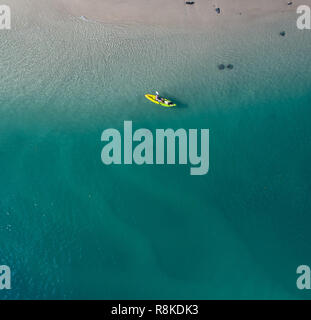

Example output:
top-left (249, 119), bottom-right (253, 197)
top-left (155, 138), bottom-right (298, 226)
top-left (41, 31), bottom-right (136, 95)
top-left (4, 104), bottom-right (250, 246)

top-left (1, 6), bottom-right (311, 299)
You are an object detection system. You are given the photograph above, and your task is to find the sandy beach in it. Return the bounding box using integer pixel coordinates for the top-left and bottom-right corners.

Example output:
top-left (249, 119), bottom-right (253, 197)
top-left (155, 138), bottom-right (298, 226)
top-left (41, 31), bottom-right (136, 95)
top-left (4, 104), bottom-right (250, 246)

top-left (52, 0), bottom-right (309, 27)
top-left (6, 0), bottom-right (311, 30)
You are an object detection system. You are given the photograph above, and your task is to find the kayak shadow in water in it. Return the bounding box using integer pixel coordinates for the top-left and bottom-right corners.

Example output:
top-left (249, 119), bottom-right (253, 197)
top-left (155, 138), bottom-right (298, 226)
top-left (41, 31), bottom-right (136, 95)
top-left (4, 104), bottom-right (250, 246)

top-left (162, 94), bottom-right (188, 109)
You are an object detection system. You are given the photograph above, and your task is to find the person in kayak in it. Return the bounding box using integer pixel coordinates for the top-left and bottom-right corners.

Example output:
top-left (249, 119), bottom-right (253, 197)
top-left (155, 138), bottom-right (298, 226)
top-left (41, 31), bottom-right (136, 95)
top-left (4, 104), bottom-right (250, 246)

top-left (155, 91), bottom-right (160, 101)
top-left (155, 91), bottom-right (164, 103)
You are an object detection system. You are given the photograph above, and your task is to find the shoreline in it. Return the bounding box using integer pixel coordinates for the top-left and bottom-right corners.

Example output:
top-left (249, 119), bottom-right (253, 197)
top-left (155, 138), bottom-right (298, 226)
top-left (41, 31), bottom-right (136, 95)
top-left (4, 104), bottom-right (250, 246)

top-left (53, 0), bottom-right (309, 28)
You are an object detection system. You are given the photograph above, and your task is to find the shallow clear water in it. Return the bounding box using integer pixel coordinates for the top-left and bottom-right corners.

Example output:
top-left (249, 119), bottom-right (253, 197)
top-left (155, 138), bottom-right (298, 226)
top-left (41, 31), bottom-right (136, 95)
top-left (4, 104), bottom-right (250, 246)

top-left (1, 6), bottom-right (311, 299)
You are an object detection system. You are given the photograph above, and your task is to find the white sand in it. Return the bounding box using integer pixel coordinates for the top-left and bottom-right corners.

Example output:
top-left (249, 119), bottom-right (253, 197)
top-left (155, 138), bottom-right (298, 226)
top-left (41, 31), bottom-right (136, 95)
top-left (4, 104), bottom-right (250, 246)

top-left (53, 0), bottom-right (309, 27)
top-left (5, 0), bottom-right (311, 29)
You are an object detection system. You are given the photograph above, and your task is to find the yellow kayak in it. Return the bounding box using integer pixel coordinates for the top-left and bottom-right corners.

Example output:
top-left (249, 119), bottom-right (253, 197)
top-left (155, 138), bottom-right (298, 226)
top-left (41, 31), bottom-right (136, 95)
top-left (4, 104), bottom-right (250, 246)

top-left (145, 94), bottom-right (176, 107)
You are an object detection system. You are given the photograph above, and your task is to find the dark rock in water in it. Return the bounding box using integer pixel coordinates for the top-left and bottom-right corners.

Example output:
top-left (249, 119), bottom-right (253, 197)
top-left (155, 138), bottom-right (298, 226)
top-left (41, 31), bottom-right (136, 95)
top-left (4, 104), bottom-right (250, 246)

top-left (280, 31), bottom-right (286, 36)
top-left (227, 64), bottom-right (234, 70)
top-left (216, 8), bottom-right (221, 14)
top-left (218, 64), bottom-right (225, 70)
